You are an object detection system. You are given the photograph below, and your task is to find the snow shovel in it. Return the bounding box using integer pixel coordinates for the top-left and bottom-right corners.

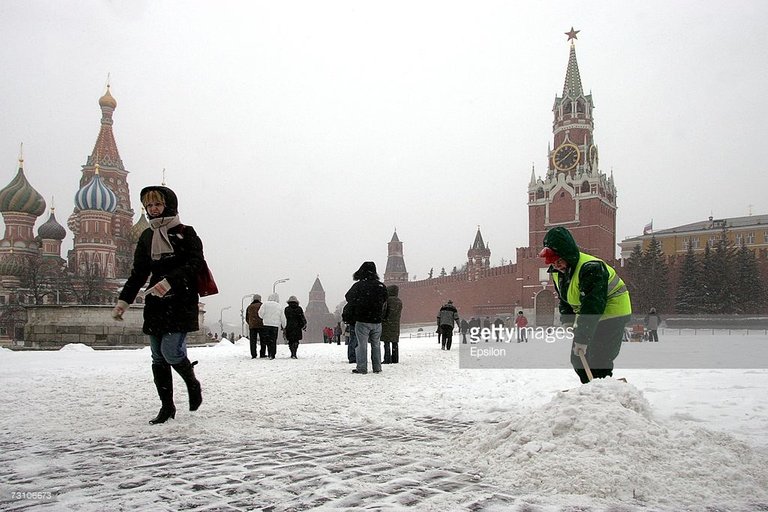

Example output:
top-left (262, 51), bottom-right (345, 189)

top-left (578, 352), bottom-right (594, 381)
top-left (579, 352), bottom-right (627, 384)
top-left (562, 353), bottom-right (626, 391)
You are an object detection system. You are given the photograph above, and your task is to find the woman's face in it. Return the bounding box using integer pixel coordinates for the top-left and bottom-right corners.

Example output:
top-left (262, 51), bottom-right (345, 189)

top-left (144, 200), bottom-right (165, 218)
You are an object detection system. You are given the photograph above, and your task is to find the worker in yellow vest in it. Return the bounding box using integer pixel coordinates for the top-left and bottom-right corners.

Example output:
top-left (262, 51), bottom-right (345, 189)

top-left (539, 227), bottom-right (632, 383)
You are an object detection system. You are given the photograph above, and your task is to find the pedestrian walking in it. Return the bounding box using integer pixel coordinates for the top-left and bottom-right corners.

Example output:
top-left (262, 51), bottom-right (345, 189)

top-left (344, 261), bottom-right (388, 374)
top-left (112, 185), bottom-right (204, 424)
top-left (284, 296), bottom-right (307, 358)
top-left (258, 293), bottom-right (286, 359)
top-left (334, 323), bottom-right (342, 345)
top-left (245, 294), bottom-right (266, 358)
top-left (437, 300), bottom-right (460, 350)
top-left (515, 311), bottom-right (529, 343)
top-left (381, 285), bottom-right (403, 364)
top-left (460, 318), bottom-right (470, 344)
top-left (644, 307), bottom-right (662, 342)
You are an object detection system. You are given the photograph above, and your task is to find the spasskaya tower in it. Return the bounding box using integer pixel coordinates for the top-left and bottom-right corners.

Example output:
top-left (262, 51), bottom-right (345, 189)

top-left (527, 28), bottom-right (617, 261)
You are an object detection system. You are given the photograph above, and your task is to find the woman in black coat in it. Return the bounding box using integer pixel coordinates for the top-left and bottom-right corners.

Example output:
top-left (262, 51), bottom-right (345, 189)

top-left (284, 296), bottom-right (307, 359)
top-left (112, 186), bottom-right (205, 424)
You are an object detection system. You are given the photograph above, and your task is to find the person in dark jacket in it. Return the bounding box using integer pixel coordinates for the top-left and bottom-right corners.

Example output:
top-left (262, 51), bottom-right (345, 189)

top-left (459, 318), bottom-right (470, 344)
top-left (344, 261), bottom-right (388, 374)
top-left (284, 296), bottom-right (307, 358)
top-left (437, 300), bottom-right (460, 350)
top-left (540, 226), bottom-right (632, 384)
top-left (381, 285), bottom-right (403, 364)
top-left (112, 186), bottom-right (204, 424)
top-left (245, 294), bottom-right (265, 358)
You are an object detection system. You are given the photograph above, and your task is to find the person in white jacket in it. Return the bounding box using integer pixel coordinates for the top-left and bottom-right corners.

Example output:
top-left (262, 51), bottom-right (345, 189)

top-left (258, 293), bottom-right (287, 359)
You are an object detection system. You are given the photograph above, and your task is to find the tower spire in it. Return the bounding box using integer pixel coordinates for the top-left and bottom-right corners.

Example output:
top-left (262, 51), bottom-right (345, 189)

top-left (562, 27), bottom-right (584, 98)
top-left (384, 228), bottom-right (408, 283)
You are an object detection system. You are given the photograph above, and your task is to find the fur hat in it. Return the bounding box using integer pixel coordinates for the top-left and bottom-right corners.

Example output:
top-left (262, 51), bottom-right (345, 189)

top-left (252, 294), bottom-right (261, 302)
top-left (268, 293), bottom-right (279, 302)
top-left (287, 296), bottom-right (299, 304)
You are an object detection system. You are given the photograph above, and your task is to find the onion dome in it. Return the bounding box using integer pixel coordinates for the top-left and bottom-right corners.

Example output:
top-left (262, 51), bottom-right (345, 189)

top-left (129, 210), bottom-right (150, 243)
top-left (0, 252), bottom-right (27, 276)
top-left (74, 166), bottom-right (117, 212)
top-left (99, 85), bottom-right (117, 109)
top-left (0, 158), bottom-right (46, 216)
top-left (38, 208), bottom-right (67, 240)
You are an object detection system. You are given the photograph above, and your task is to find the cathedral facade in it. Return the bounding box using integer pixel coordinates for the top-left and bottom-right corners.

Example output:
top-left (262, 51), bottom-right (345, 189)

top-left (0, 87), bottom-right (146, 308)
top-left (386, 30), bottom-right (619, 325)
top-left (0, 87), bottom-right (167, 345)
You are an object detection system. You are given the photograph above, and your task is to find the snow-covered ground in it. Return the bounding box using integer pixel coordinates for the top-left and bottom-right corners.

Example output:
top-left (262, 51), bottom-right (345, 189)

top-left (1, 330), bottom-right (766, 511)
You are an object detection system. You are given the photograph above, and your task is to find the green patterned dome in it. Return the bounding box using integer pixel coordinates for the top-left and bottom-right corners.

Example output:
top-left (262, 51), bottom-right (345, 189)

top-left (0, 252), bottom-right (28, 277)
top-left (0, 163), bottom-right (46, 216)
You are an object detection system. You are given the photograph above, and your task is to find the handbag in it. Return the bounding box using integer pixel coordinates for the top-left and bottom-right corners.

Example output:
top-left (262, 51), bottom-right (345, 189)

top-left (197, 260), bottom-right (219, 297)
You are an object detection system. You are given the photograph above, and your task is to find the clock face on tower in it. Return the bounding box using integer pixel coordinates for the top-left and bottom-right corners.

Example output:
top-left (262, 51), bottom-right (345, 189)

top-left (553, 143), bottom-right (580, 171)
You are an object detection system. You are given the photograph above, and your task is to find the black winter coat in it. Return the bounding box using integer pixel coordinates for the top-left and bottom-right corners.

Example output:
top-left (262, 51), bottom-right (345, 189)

top-left (381, 285), bottom-right (402, 342)
top-left (119, 224), bottom-right (204, 335)
top-left (284, 303), bottom-right (307, 342)
top-left (345, 278), bottom-right (388, 324)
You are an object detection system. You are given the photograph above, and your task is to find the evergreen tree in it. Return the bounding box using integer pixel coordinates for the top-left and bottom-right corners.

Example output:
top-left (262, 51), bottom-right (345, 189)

top-left (709, 228), bottom-right (738, 313)
top-left (625, 244), bottom-right (645, 312)
top-left (733, 241), bottom-right (766, 314)
top-left (699, 243), bottom-right (717, 313)
top-left (674, 243), bottom-right (702, 314)
top-left (640, 236), bottom-right (670, 313)
top-left (439, 267), bottom-right (447, 277)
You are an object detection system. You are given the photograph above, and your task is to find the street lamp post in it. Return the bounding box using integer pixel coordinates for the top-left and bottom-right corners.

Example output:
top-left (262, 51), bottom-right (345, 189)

top-left (219, 306), bottom-right (231, 338)
top-left (240, 294), bottom-right (253, 337)
top-left (272, 277), bottom-right (290, 295)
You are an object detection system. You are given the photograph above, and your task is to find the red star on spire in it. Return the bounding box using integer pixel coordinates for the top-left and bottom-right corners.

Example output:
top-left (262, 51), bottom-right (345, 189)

top-left (565, 27), bottom-right (580, 42)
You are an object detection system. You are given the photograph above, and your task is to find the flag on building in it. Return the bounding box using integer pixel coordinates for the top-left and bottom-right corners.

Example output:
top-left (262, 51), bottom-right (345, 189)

top-left (643, 220), bottom-right (653, 235)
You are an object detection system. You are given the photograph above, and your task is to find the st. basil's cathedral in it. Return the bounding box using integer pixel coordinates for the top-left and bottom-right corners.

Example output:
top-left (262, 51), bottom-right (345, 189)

top-left (0, 86), bottom-right (148, 327)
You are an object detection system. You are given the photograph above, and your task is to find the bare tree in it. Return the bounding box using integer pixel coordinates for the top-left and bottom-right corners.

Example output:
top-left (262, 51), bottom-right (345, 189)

top-left (66, 258), bottom-right (115, 305)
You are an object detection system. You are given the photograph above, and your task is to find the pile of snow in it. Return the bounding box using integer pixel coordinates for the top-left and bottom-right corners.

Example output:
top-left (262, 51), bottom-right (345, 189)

top-left (211, 338), bottom-right (239, 351)
top-left (454, 378), bottom-right (768, 509)
top-left (58, 343), bottom-right (95, 352)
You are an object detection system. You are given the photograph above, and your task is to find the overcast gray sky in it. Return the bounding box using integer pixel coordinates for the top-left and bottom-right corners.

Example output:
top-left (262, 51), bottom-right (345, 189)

top-left (1, 1), bottom-right (767, 330)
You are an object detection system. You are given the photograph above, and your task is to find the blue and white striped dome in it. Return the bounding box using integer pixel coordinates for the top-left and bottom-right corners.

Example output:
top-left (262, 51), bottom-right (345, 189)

top-left (74, 171), bottom-right (117, 213)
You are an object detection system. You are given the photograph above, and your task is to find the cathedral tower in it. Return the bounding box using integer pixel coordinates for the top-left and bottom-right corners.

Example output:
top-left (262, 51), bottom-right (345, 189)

top-left (0, 153), bottom-right (46, 288)
top-left (71, 166), bottom-right (118, 278)
top-left (528, 28), bottom-right (617, 261)
top-left (383, 229), bottom-right (408, 283)
top-left (69, 86), bottom-right (136, 278)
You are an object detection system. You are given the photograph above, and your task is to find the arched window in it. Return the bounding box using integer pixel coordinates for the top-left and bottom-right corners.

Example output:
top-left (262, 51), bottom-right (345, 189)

top-left (581, 181), bottom-right (590, 193)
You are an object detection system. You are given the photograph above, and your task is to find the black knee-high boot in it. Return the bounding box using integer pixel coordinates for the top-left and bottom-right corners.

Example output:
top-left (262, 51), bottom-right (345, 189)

top-left (150, 363), bottom-right (176, 424)
top-left (172, 358), bottom-right (202, 411)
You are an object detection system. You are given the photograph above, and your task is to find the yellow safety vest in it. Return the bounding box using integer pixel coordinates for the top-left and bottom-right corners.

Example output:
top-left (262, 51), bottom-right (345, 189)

top-left (553, 253), bottom-right (632, 320)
